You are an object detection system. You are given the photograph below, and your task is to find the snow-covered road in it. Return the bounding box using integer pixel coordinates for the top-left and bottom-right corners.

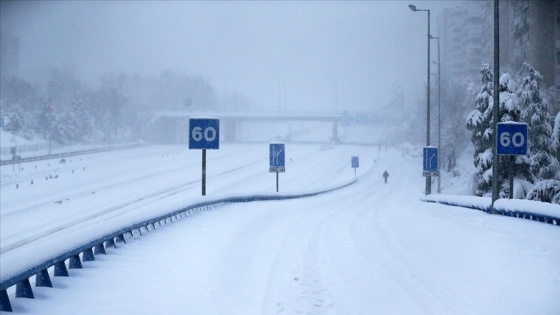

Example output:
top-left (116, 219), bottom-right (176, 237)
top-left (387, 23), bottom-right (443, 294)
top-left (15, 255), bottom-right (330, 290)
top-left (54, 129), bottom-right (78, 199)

top-left (1, 144), bottom-right (559, 314)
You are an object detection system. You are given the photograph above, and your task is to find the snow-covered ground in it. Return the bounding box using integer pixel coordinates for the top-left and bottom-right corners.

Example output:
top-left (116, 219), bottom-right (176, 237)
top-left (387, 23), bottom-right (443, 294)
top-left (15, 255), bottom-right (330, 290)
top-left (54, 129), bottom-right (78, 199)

top-left (1, 138), bottom-right (559, 314)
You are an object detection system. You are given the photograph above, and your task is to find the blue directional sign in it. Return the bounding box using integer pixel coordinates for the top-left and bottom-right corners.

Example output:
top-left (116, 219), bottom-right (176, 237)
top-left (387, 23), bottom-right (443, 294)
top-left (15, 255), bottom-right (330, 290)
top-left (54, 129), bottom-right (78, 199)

top-left (189, 118), bottom-right (220, 150)
top-left (423, 147), bottom-right (438, 176)
top-left (497, 122), bottom-right (528, 155)
top-left (351, 156), bottom-right (359, 168)
top-left (340, 111), bottom-right (352, 127)
top-left (269, 143), bottom-right (285, 173)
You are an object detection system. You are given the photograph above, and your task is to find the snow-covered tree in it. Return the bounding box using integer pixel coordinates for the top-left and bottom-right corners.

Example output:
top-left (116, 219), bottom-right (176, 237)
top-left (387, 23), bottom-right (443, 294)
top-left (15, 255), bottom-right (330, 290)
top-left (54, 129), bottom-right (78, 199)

top-left (50, 97), bottom-right (92, 144)
top-left (466, 64), bottom-right (494, 196)
top-left (441, 79), bottom-right (476, 172)
top-left (497, 73), bottom-right (532, 197)
top-left (517, 63), bottom-right (559, 181)
top-left (5, 103), bottom-right (28, 137)
top-left (0, 76), bottom-right (41, 138)
top-left (552, 113), bottom-right (560, 169)
top-left (36, 100), bottom-right (55, 140)
top-left (526, 179), bottom-right (560, 204)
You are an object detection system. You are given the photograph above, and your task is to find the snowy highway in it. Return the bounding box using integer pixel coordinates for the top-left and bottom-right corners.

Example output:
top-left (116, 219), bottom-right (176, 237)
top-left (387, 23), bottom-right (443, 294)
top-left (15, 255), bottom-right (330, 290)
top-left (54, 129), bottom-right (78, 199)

top-left (1, 143), bottom-right (560, 314)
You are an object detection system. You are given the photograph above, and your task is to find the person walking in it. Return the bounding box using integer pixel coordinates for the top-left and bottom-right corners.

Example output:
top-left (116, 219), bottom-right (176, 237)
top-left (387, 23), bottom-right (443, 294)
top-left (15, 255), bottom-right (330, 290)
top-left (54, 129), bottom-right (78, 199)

top-left (382, 170), bottom-right (389, 184)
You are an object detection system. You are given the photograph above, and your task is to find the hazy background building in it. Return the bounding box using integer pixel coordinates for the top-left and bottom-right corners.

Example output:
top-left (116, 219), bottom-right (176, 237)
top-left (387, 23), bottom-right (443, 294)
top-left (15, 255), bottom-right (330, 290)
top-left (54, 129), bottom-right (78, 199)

top-left (506, 0), bottom-right (558, 113)
top-left (438, 2), bottom-right (492, 85)
top-left (0, 32), bottom-right (19, 78)
top-left (438, 0), bottom-right (559, 114)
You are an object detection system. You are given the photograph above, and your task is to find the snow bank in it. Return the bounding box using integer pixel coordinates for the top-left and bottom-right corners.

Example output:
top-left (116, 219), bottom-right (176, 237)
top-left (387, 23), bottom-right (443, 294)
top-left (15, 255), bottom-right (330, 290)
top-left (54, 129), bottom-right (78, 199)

top-left (422, 194), bottom-right (560, 225)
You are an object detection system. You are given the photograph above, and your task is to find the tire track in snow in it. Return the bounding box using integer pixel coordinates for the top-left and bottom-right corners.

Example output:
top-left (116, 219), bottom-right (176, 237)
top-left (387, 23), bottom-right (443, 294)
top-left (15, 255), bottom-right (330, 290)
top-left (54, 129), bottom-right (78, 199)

top-left (0, 158), bottom-right (262, 255)
top-left (259, 201), bottom-right (339, 315)
top-left (354, 150), bottom-right (481, 314)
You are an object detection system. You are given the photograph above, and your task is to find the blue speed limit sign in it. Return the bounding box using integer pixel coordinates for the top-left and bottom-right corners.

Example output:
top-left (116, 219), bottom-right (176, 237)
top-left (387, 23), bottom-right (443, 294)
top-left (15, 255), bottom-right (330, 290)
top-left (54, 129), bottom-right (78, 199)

top-left (497, 122), bottom-right (527, 155)
top-left (189, 118), bottom-right (220, 149)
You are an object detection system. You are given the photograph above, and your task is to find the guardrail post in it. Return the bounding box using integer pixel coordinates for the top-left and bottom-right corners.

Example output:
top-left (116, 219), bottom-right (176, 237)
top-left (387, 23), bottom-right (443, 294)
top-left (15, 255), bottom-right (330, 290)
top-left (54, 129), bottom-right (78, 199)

top-left (15, 279), bottom-right (34, 298)
top-left (69, 254), bottom-right (82, 269)
top-left (116, 234), bottom-right (126, 244)
top-left (0, 290), bottom-right (12, 312)
top-left (106, 238), bottom-right (116, 249)
top-left (82, 248), bottom-right (95, 262)
top-left (54, 261), bottom-right (69, 276)
top-left (94, 243), bottom-right (106, 255)
top-left (36, 269), bottom-right (53, 287)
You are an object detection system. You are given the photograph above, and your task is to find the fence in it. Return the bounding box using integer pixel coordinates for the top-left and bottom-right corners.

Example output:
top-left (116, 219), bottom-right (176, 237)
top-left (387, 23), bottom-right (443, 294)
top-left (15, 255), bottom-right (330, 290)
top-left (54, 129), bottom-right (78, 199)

top-left (0, 144), bottom-right (143, 165)
top-left (0, 142), bottom-right (62, 156)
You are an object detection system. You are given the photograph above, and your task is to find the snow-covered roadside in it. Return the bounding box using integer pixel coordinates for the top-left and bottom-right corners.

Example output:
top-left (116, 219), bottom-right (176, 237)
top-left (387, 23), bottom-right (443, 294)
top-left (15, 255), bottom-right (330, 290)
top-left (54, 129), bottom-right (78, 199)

top-left (422, 194), bottom-right (560, 223)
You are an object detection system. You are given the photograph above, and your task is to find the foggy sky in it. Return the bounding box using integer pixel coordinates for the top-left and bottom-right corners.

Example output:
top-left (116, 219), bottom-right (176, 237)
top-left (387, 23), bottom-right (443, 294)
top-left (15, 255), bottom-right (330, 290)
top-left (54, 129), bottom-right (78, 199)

top-left (1, 1), bottom-right (451, 112)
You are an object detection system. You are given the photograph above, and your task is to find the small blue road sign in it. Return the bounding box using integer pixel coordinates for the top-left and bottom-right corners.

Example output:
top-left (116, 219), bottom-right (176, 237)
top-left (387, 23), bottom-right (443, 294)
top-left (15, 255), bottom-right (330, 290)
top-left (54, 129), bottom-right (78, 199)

top-left (497, 122), bottom-right (528, 155)
top-left (340, 111), bottom-right (352, 127)
top-left (269, 143), bottom-right (285, 173)
top-left (351, 156), bottom-right (359, 168)
top-left (423, 147), bottom-right (438, 176)
top-left (189, 118), bottom-right (220, 150)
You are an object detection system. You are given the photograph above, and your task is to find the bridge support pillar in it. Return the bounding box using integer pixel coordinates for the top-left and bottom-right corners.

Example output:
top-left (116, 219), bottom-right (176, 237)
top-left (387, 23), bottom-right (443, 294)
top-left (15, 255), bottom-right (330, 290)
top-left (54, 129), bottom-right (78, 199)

top-left (223, 118), bottom-right (237, 142)
top-left (332, 122), bottom-right (339, 143)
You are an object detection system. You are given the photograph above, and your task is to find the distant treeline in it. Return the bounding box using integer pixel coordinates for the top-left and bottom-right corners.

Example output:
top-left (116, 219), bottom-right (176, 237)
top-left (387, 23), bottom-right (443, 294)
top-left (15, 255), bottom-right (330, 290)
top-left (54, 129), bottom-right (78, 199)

top-left (0, 68), bottom-right (235, 144)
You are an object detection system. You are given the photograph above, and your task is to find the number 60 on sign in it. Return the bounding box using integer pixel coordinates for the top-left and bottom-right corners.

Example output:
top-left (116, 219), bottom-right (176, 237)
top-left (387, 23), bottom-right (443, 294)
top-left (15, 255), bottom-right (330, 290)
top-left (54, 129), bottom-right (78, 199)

top-left (496, 122), bottom-right (528, 155)
top-left (189, 118), bottom-right (220, 150)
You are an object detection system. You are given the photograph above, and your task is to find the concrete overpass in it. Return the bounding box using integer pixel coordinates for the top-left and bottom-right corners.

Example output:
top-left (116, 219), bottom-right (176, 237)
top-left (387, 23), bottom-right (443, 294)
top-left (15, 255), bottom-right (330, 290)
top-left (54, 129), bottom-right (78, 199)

top-left (146, 111), bottom-right (341, 144)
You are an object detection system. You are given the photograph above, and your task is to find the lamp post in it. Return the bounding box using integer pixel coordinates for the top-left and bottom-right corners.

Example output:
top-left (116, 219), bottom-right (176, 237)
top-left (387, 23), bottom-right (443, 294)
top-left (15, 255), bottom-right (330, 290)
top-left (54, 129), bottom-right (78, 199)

top-left (430, 35), bottom-right (441, 193)
top-left (397, 85), bottom-right (404, 146)
top-left (409, 4), bottom-right (432, 195)
top-left (491, 0), bottom-right (500, 213)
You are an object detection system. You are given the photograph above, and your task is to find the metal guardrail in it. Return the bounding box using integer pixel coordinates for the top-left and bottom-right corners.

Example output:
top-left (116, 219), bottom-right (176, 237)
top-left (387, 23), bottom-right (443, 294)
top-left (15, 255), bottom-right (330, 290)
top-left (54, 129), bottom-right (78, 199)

top-left (0, 180), bottom-right (356, 312)
top-left (422, 199), bottom-right (559, 227)
top-left (0, 144), bottom-right (144, 166)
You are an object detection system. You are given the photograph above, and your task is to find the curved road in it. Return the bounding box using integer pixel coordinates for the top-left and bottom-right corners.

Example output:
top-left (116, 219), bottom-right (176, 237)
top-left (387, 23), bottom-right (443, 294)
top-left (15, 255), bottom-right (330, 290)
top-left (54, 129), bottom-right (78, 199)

top-left (5, 146), bottom-right (559, 314)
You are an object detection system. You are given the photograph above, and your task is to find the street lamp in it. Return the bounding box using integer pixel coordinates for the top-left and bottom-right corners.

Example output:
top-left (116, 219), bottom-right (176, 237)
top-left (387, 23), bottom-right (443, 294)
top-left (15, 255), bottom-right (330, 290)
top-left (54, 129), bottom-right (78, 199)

top-left (409, 3), bottom-right (432, 195)
top-left (430, 35), bottom-right (441, 194)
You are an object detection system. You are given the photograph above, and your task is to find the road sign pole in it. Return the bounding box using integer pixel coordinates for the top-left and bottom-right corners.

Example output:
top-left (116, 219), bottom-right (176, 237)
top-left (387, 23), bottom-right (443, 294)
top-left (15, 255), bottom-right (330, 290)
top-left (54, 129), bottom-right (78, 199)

top-left (276, 172), bottom-right (279, 192)
top-left (189, 118), bottom-right (219, 197)
top-left (202, 149), bottom-right (206, 196)
top-left (509, 155), bottom-right (514, 199)
top-left (491, 0), bottom-right (500, 213)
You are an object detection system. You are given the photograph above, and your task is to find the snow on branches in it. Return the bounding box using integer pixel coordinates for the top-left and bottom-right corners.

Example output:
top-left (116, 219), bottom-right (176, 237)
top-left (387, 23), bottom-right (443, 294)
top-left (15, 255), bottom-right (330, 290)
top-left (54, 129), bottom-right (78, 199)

top-left (467, 63), bottom-right (559, 201)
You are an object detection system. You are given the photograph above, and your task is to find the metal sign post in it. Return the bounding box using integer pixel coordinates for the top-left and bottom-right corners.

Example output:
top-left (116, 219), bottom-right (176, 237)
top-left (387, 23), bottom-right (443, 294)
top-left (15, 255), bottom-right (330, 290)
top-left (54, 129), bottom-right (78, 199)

top-left (269, 143), bottom-right (285, 192)
top-left (351, 156), bottom-right (359, 177)
top-left (189, 118), bottom-right (220, 196)
top-left (201, 149), bottom-right (206, 196)
top-left (496, 122), bottom-right (528, 199)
